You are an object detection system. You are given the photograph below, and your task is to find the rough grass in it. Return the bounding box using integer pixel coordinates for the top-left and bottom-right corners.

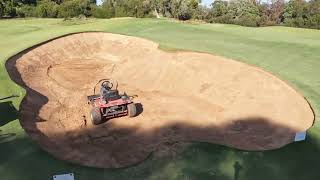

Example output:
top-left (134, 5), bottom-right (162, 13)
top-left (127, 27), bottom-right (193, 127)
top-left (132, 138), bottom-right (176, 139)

top-left (0, 18), bottom-right (319, 180)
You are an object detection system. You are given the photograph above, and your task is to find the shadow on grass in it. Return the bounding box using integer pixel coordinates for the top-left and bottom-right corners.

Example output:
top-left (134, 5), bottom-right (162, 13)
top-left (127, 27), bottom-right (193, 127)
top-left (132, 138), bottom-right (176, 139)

top-left (0, 94), bottom-right (19, 101)
top-left (1, 132), bottom-right (320, 180)
top-left (0, 101), bottom-right (19, 126)
top-left (233, 161), bottom-right (242, 180)
top-left (173, 131), bottom-right (320, 180)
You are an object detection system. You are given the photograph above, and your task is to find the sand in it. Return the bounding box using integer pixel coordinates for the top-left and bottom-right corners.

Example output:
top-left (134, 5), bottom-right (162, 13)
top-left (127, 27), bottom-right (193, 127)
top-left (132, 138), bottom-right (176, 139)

top-left (5, 32), bottom-right (314, 168)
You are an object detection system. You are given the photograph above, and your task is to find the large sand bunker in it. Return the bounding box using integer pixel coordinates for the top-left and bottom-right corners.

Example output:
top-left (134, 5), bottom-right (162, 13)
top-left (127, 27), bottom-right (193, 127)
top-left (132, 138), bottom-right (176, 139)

top-left (6, 32), bottom-right (314, 168)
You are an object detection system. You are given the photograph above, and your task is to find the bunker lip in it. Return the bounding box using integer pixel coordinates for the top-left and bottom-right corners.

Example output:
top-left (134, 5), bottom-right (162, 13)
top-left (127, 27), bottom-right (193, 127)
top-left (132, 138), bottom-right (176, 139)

top-left (5, 32), bottom-right (315, 168)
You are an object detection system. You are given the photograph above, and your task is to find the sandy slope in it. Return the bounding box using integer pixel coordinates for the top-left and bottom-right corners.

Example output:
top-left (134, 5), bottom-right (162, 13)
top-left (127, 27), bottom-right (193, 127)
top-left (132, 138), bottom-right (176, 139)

top-left (6, 32), bottom-right (314, 168)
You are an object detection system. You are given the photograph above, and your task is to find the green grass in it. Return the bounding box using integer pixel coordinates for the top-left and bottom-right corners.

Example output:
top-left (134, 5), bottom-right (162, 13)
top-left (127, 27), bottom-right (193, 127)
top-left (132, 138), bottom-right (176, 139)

top-left (0, 18), bottom-right (320, 180)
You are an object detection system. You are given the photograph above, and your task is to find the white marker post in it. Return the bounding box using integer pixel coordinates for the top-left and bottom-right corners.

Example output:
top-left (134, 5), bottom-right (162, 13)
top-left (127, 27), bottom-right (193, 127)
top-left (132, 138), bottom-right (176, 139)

top-left (53, 173), bottom-right (74, 180)
top-left (294, 131), bottom-right (307, 142)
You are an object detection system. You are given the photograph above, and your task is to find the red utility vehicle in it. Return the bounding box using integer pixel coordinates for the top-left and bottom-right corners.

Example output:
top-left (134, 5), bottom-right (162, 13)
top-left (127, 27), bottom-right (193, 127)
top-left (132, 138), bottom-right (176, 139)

top-left (87, 79), bottom-right (136, 125)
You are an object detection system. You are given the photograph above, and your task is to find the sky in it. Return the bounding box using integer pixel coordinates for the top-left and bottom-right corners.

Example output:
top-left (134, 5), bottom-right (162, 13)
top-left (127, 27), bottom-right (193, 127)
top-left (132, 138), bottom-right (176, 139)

top-left (96, 0), bottom-right (214, 7)
top-left (201, 0), bottom-right (214, 6)
top-left (97, 0), bottom-right (103, 6)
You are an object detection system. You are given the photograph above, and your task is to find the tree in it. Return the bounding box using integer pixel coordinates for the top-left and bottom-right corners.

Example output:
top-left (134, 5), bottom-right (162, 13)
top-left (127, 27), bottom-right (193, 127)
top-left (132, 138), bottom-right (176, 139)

top-left (102, 0), bottom-right (156, 18)
top-left (207, 0), bottom-right (232, 24)
top-left (169, 0), bottom-right (200, 20)
top-left (0, 0), bottom-right (4, 18)
top-left (36, 0), bottom-right (59, 17)
top-left (228, 0), bottom-right (260, 18)
top-left (152, 0), bottom-right (172, 17)
top-left (270, 0), bottom-right (285, 23)
top-left (187, 0), bottom-right (199, 13)
top-left (227, 0), bottom-right (261, 26)
top-left (211, 0), bottom-right (228, 17)
top-left (91, 4), bottom-right (107, 18)
top-left (193, 4), bottom-right (210, 20)
top-left (303, 0), bottom-right (320, 28)
top-left (3, 0), bottom-right (16, 17)
top-left (283, 0), bottom-right (307, 27)
top-left (258, 0), bottom-right (285, 25)
top-left (58, 0), bottom-right (92, 18)
top-left (101, 0), bottom-right (115, 18)
top-left (284, 0), bottom-right (306, 19)
top-left (308, 0), bottom-right (320, 17)
top-left (18, 0), bottom-right (36, 5)
top-left (16, 4), bottom-right (37, 17)
top-left (176, 0), bottom-right (192, 20)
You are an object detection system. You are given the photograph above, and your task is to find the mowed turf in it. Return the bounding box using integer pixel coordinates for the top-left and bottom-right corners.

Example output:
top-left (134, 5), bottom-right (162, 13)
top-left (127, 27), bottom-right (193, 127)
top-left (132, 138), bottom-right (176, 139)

top-left (0, 18), bottom-right (320, 180)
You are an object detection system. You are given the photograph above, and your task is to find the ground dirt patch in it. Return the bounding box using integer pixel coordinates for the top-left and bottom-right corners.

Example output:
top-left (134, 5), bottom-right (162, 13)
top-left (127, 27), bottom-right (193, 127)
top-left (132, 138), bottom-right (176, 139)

top-left (5, 32), bottom-right (314, 168)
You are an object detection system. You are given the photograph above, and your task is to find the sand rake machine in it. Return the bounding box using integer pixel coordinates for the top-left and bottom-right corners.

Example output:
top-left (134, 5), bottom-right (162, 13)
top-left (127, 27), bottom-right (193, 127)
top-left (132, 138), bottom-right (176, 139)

top-left (87, 79), bottom-right (137, 125)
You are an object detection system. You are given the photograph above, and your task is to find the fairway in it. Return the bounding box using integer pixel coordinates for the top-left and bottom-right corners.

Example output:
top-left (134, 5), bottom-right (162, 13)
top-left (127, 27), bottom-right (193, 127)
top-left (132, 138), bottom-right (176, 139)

top-left (1, 18), bottom-right (320, 180)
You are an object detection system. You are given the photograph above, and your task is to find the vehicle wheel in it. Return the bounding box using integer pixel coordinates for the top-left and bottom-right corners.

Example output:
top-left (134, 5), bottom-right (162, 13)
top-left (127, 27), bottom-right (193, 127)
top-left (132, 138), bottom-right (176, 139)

top-left (127, 103), bottom-right (137, 117)
top-left (91, 107), bottom-right (102, 125)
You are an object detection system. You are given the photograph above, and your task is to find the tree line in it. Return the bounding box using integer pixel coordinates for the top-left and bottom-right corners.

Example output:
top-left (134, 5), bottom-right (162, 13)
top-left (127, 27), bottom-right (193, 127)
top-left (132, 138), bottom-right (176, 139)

top-left (0, 0), bottom-right (319, 29)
